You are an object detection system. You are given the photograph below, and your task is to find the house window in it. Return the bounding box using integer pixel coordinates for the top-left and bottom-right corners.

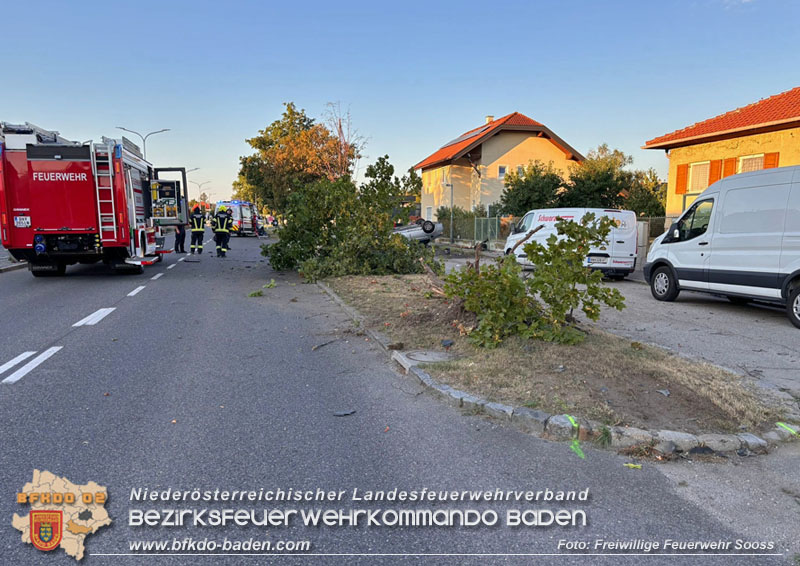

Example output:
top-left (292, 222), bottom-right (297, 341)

top-left (498, 165), bottom-right (507, 180)
top-left (517, 165), bottom-right (525, 176)
top-left (425, 206), bottom-right (433, 221)
top-left (688, 161), bottom-right (710, 193)
top-left (739, 154), bottom-right (764, 173)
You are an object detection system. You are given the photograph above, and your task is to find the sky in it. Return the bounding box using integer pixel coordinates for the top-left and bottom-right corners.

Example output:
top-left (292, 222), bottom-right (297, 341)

top-left (2, 0), bottom-right (798, 202)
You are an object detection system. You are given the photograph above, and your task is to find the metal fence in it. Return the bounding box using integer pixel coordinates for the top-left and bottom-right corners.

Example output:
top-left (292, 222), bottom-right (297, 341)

top-left (439, 216), bottom-right (520, 246)
top-left (474, 217), bottom-right (500, 242)
top-left (639, 216), bottom-right (679, 239)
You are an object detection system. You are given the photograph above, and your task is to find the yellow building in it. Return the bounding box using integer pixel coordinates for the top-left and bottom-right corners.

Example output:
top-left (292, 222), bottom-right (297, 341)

top-left (414, 112), bottom-right (583, 220)
top-left (644, 86), bottom-right (800, 216)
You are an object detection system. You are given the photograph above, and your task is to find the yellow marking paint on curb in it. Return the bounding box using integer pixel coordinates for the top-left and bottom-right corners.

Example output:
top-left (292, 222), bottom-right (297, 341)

top-left (565, 415), bottom-right (585, 459)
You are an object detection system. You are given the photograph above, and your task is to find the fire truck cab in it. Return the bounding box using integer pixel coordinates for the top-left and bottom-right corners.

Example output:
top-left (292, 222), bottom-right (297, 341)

top-left (0, 122), bottom-right (188, 276)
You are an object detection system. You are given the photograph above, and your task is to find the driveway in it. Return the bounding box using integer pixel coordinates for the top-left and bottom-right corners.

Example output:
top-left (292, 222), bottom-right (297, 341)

top-left (592, 279), bottom-right (800, 417)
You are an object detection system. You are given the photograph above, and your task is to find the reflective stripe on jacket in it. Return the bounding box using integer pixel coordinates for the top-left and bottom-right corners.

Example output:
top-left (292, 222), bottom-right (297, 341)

top-left (213, 214), bottom-right (232, 233)
top-left (190, 213), bottom-right (205, 232)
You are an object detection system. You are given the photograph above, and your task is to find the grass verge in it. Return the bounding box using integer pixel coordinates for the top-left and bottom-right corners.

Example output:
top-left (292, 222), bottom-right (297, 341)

top-left (327, 274), bottom-right (780, 434)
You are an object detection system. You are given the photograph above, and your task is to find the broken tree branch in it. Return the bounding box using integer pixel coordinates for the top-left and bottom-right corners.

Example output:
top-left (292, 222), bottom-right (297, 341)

top-left (510, 224), bottom-right (544, 255)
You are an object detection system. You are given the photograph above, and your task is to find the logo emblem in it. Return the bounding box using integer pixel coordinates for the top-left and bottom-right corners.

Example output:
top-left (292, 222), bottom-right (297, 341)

top-left (30, 510), bottom-right (62, 552)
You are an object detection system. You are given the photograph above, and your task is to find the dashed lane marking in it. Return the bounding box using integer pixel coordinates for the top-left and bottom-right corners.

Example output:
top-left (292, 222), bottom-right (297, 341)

top-left (178, 257), bottom-right (186, 262)
top-left (151, 273), bottom-right (163, 280)
top-left (167, 264), bottom-right (176, 270)
top-left (2, 347), bottom-right (63, 384)
top-left (72, 308), bottom-right (116, 327)
top-left (127, 286), bottom-right (146, 297)
top-left (0, 351), bottom-right (36, 376)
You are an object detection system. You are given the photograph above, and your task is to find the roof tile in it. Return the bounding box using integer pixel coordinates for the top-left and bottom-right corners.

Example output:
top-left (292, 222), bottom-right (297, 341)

top-left (415, 112), bottom-right (543, 170)
top-left (645, 86), bottom-right (800, 148)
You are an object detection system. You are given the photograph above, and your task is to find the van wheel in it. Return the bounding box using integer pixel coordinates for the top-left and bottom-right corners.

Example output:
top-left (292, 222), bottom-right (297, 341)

top-left (650, 266), bottom-right (679, 302)
top-left (727, 296), bottom-right (751, 306)
top-left (787, 287), bottom-right (800, 329)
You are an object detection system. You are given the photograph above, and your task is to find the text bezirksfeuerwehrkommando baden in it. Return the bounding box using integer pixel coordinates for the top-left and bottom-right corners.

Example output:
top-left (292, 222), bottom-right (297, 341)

top-left (130, 487), bottom-right (589, 504)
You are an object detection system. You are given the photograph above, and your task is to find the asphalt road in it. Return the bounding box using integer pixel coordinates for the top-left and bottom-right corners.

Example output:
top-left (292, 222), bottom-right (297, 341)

top-left (0, 232), bottom-right (794, 565)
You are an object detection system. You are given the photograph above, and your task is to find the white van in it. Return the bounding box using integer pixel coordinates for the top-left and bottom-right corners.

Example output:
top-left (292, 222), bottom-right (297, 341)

top-left (644, 165), bottom-right (800, 328)
top-left (505, 208), bottom-right (638, 279)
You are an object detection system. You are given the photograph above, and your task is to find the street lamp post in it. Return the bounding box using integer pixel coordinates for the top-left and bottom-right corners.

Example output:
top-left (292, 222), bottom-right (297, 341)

top-left (116, 127), bottom-right (170, 161)
top-left (444, 182), bottom-right (454, 243)
top-left (190, 180), bottom-right (211, 209)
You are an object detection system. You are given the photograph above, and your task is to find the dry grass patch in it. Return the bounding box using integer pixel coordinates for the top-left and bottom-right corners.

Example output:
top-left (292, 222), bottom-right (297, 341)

top-left (328, 274), bottom-right (780, 434)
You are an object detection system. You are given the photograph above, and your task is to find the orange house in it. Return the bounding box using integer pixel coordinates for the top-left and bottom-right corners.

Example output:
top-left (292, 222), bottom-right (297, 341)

top-left (414, 112), bottom-right (583, 220)
top-left (644, 86), bottom-right (800, 216)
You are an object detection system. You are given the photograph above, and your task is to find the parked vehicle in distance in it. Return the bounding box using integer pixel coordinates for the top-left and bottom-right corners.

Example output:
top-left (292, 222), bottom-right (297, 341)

top-left (214, 200), bottom-right (258, 236)
top-left (645, 165), bottom-right (800, 328)
top-left (505, 208), bottom-right (638, 279)
top-left (393, 219), bottom-right (443, 244)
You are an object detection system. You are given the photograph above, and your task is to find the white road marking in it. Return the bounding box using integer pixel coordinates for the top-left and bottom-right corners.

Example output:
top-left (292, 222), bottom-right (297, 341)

top-left (178, 257), bottom-right (186, 262)
top-left (72, 307), bottom-right (116, 327)
top-left (167, 264), bottom-right (176, 270)
top-left (151, 273), bottom-right (163, 280)
top-left (2, 347), bottom-right (63, 384)
top-left (127, 286), bottom-right (146, 297)
top-left (0, 351), bottom-right (37, 376)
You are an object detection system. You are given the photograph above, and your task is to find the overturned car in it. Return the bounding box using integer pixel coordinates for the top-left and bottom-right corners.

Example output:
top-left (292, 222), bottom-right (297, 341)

top-left (393, 219), bottom-right (443, 245)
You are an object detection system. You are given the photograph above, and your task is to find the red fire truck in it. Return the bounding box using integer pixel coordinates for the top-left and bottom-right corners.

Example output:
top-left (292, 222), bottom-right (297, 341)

top-left (0, 122), bottom-right (189, 276)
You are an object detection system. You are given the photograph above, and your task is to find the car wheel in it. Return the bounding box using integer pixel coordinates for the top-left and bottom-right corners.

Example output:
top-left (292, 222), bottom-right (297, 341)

top-left (650, 266), bottom-right (679, 302)
top-left (422, 220), bottom-right (435, 234)
top-left (727, 295), bottom-right (751, 306)
top-left (787, 286), bottom-right (800, 329)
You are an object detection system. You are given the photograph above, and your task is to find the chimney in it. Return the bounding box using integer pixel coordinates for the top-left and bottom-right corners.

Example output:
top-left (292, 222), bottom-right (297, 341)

top-left (485, 115), bottom-right (494, 124)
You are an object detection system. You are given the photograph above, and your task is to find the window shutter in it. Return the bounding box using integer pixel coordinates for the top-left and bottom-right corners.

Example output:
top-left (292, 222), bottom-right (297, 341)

top-left (764, 152), bottom-right (780, 169)
top-left (675, 164), bottom-right (689, 195)
top-left (708, 160), bottom-right (722, 184)
top-left (722, 158), bottom-right (737, 178)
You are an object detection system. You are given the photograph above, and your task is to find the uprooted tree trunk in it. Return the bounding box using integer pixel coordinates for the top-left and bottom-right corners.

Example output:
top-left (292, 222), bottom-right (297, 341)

top-left (419, 258), bottom-right (446, 296)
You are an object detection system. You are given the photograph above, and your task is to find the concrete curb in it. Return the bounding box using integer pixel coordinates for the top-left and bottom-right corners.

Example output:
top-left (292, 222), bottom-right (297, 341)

top-left (0, 261), bottom-right (26, 274)
top-left (318, 281), bottom-right (798, 457)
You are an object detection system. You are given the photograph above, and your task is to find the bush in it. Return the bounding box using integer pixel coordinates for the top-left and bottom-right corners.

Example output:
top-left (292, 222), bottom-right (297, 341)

top-left (524, 213), bottom-right (625, 343)
top-left (499, 160), bottom-right (564, 216)
top-left (444, 213), bottom-right (625, 346)
top-left (445, 255), bottom-right (540, 348)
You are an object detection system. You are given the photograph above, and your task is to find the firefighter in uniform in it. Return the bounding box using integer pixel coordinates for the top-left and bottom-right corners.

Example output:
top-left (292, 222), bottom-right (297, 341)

top-left (225, 207), bottom-right (234, 249)
top-left (212, 206), bottom-right (232, 257)
top-left (189, 206), bottom-right (205, 254)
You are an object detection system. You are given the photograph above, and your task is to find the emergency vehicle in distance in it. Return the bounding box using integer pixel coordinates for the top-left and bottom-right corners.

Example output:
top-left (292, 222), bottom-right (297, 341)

top-left (0, 122), bottom-right (190, 276)
top-left (213, 200), bottom-right (259, 236)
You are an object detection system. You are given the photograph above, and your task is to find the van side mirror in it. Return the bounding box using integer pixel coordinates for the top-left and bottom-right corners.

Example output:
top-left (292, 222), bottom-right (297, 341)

top-left (663, 223), bottom-right (679, 243)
